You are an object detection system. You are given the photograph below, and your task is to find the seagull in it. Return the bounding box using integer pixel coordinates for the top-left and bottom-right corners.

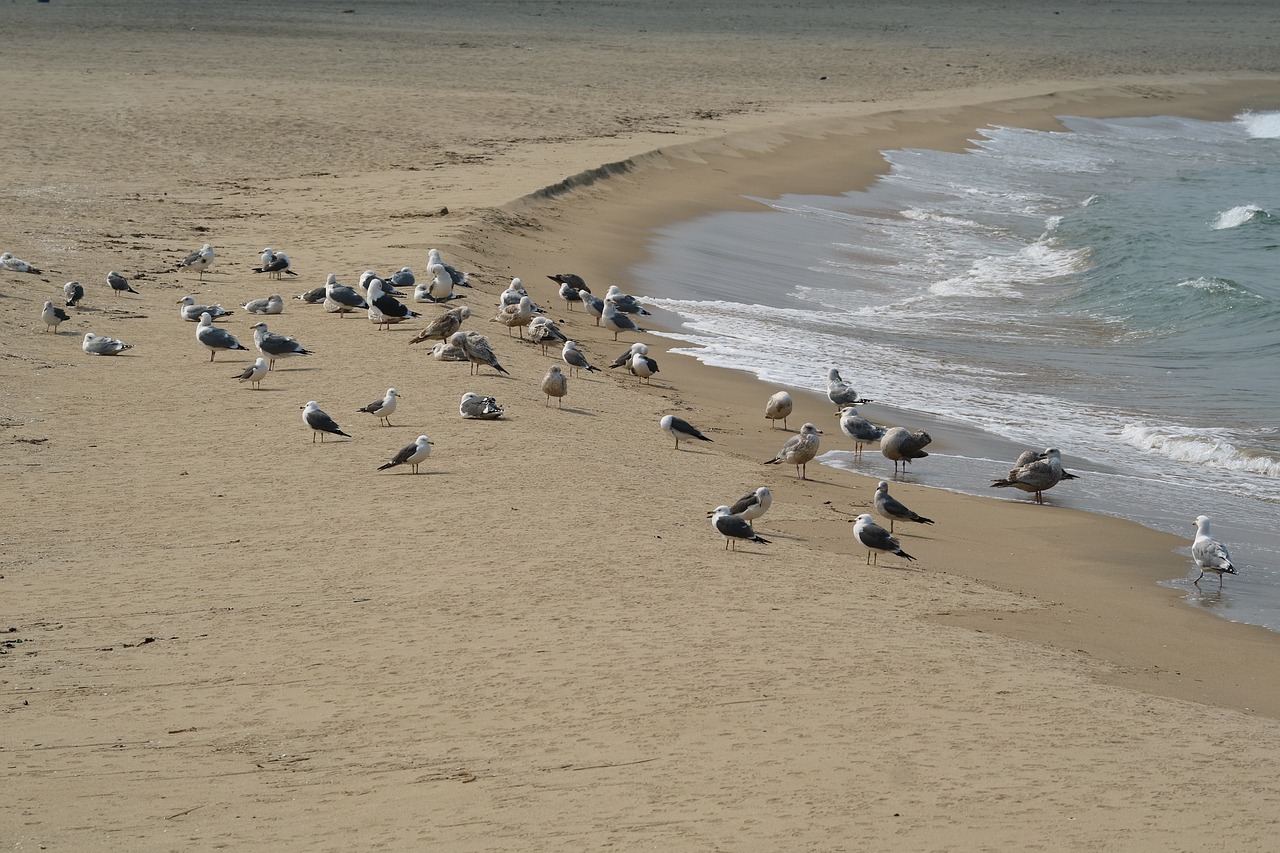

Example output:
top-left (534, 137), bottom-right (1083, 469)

top-left (709, 506), bottom-right (771, 551)
top-left (873, 481), bottom-right (934, 533)
top-left (367, 278), bottom-right (419, 329)
top-left (196, 312), bottom-right (249, 362)
top-left (252, 248), bottom-right (298, 278)
top-left (177, 295), bottom-right (232, 322)
top-left (1191, 515), bottom-right (1237, 589)
top-left (431, 340), bottom-right (468, 361)
top-left (880, 427), bottom-right (931, 474)
top-left (426, 249), bottom-right (470, 288)
top-left (826, 368), bottom-right (869, 411)
top-left (387, 268), bottom-right (416, 291)
top-left (105, 270), bottom-right (137, 297)
top-left (81, 331), bottom-right (132, 356)
top-left (604, 285), bottom-right (651, 315)
top-left (63, 281), bottom-right (85, 306)
top-left (561, 340), bottom-right (598, 377)
top-left (250, 321), bottom-right (313, 370)
top-left (1010, 448), bottom-right (1080, 481)
top-left (449, 331), bottom-right (508, 375)
top-left (41, 300), bottom-right (71, 333)
top-left (764, 391), bottom-right (794, 430)
top-left (294, 285), bottom-right (327, 304)
top-left (836, 406), bottom-right (885, 455)
top-left (541, 365), bottom-right (568, 408)
top-left (608, 342), bottom-right (647, 369)
top-left (378, 435), bottom-right (433, 474)
top-left (323, 273), bottom-right (367, 318)
top-left (301, 400), bottom-right (350, 442)
top-left (409, 305), bottom-right (471, 345)
top-left (549, 273), bottom-right (591, 310)
top-left (660, 414), bottom-right (712, 450)
top-left (499, 278), bottom-right (528, 308)
top-left (459, 391), bottom-right (504, 420)
top-left (416, 265), bottom-right (462, 302)
top-left (234, 357), bottom-right (269, 389)
top-left (176, 243), bottom-right (215, 279)
top-left (764, 422), bottom-right (822, 479)
top-left (242, 293), bottom-right (285, 315)
top-left (528, 316), bottom-right (568, 355)
top-left (357, 388), bottom-right (401, 426)
top-left (852, 514), bottom-right (916, 566)
top-left (491, 294), bottom-right (535, 338)
top-left (991, 447), bottom-right (1064, 504)
top-left (728, 486), bottom-right (773, 524)
top-left (0, 252), bottom-right (41, 274)
top-left (601, 302), bottom-right (646, 341)
top-left (629, 349), bottom-right (660, 384)
top-left (579, 290), bottom-right (605, 326)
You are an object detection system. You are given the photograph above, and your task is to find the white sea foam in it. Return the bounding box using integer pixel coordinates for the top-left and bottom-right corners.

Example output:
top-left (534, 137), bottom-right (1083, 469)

top-left (1121, 423), bottom-right (1280, 479)
top-left (1237, 110), bottom-right (1280, 140)
top-left (1175, 276), bottom-right (1259, 298)
top-left (1211, 204), bottom-right (1267, 229)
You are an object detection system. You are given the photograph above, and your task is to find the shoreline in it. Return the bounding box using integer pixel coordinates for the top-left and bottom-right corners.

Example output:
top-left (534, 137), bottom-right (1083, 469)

top-left (474, 76), bottom-right (1280, 716)
top-left (7, 3), bottom-right (1280, 844)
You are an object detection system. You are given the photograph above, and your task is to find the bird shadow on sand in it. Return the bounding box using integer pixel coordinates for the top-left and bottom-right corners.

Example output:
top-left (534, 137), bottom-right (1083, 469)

top-left (245, 387), bottom-right (289, 392)
top-left (546, 406), bottom-right (595, 416)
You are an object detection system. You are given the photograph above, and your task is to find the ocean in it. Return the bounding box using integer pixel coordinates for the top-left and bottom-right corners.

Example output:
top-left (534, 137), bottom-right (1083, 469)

top-left (634, 110), bottom-right (1280, 632)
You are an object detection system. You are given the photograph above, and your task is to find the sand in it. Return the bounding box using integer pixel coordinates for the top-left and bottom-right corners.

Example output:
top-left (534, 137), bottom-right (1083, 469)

top-left (4, 1), bottom-right (1280, 849)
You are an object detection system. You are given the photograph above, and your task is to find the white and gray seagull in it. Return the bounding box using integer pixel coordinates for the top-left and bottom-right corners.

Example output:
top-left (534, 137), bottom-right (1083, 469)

top-left (459, 391), bottom-right (505, 420)
top-left (764, 391), bottom-right (794, 430)
top-left (836, 406), bottom-right (885, 455)
top-left (234, 357), bottom-right (269, 389)
top-left (873, 480), bottom-right (934, 533)
top-left (177, 295), bottom-right (232, 322)
top-left (852, 514), bottom-right (916, 566)
top-left (81, 331), bottom-right (133, 356)
top-left (107, 270), bottom-right (138, 297)
top-left (250, 321), bottom-right (313, 370)
top-left (195, 312), bottom-right (249, 362)
top-left (357, 388), bottom-right (401, 426)
top-left (561, 340), bottom-right (598, 376)
top-left (1191, 515), bottom-right (1238, 589)
top-left (176, 243), bottom-right (215, 279)
top-left (709, 505), bottom-right (771, 551)
top-left (301, 401), bottom-right (350, 442)
top-left (660, 414), bottom-right (713, 451)
top-left (41, 300), bottom-right (71, 333)
top-left (378, 435), bottom-right (433, 474)
top-left (764, 422), bottom-right (822, 480)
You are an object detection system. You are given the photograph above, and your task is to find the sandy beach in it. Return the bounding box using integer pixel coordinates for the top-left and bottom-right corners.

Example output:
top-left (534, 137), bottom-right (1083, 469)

top-left (5, 1), bottom-right (1280, 849)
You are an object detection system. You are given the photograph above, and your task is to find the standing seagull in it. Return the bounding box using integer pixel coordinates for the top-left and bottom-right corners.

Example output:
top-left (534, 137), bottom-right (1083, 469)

top-left (0, 252), bottom-right (41, 274)
top-left (528, 316), bottom-right (568, 355)
top-left (764, 422), bottom-right (822, 480)
top-left (550, 273), bottom-right (591, 310)
top-left (609, 342), bottom-right (647, 369)
top-left (64, 281), bottom-right (85, 306)
top-left (991, 447), bottom-right (1064, 504)
top-left (1191, 515), bottom-right (1237, 589)
top-left (629, 349), bottom-right (660, 384)
top-left (367, 278), bottom-right (419, 329)
top-left (243, 293), bottom-right (285, 315)
top-left (195, 312), bottom-right (249, 362)
top-left (880, 427), bottom-right (931, 474)
top-left (234, 357), bottom-right (269, 390)
top-left (357, 388), bottom-right (401, 426)
top-left (491, 294), bottom-right (535, 338)
top-left (41, 300), bottom-right (71, 333)
top-left (561, 340), bottom-right (598, 377)
top-left (250, 321), bottom-right (313, 370)
top-left (301, 401), bottom-right (350, 442)
top-left (106, 270), bottom-right (138, 297)
top-left (764, 391), bottom-right (794, 430)
top-left (252, 248), bottom-right (298, 278)
top-left (459, 392), bottom-right (505, 420)
top-left (81, 332), bottom-right (133, 356)
top-left (323, 273), bottom-right (367, 318)
top-left (826, 368), bottom-right (869, 411)
top-left (852, 514), bottom-right (916, 566)
top-left (378, 435), bottom-right (433, 474)
top-left (601, 302), bottom-right (646, 341)
top-left (176, 243), bottom-right (215, 279)
top-left (541, 365), bottom-right (569, 408)
top-left (579, 290), bottom-right (606, 326)
top-left (836, 406), bottom-right (885, 455)
top-left (709, 506), bottom-right (771, 551)
top-left (604, 285), bottom-right (651, 316)
top-left (873, 481), bottom-right (935, 533)
top-left (409, 305), bottom-right (471, 345)
top-left (449, 331), bottom-right (509, 375)
top-left (660, 414), bottom-right (713, 450)
top-left (729, 487), bottom-right (773, 525)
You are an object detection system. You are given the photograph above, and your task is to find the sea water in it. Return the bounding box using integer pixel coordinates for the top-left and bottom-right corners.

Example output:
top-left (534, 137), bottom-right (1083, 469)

top-left (633, 111), bottom-right (1280, 632)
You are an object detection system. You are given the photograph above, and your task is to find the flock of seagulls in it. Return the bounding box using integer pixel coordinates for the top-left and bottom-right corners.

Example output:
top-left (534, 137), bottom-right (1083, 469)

top-left (11, 239), bottom-right (1243, 588)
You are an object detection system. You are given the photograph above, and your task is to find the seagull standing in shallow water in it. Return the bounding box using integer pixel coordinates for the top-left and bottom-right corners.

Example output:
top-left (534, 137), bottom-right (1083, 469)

top-left (1191, 515), bottom-right (1237, 589)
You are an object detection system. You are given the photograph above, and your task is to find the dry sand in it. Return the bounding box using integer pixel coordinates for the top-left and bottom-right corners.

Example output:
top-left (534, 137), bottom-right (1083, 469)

top-left (4, 1), bottom-right (1280, 850)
